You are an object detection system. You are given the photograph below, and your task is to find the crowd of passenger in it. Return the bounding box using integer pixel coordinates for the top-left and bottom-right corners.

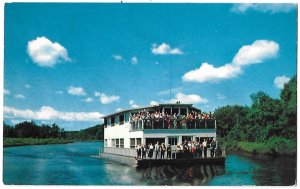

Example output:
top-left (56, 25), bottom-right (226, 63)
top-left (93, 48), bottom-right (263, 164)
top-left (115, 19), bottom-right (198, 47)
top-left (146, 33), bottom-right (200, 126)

top-left (135, 139), bottom-right (217, 160)
top-left (130, 109), bottom-right (214, 129)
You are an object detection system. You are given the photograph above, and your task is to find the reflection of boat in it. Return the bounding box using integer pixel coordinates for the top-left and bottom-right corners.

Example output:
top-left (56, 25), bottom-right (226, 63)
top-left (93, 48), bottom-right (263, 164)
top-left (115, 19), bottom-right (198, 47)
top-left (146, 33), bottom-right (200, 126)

top-left (136, 164), bottom-right (225, 185)
top-left (99, 103), bottom-right (226, 166)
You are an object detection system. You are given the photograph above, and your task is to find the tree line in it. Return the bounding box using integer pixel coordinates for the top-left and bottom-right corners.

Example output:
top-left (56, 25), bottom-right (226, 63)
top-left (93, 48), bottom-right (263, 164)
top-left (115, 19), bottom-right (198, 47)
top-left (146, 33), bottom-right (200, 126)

top-left (4, 121), bottom-right (104, 141)
top-left (214, 76), bottom-right (296, 154)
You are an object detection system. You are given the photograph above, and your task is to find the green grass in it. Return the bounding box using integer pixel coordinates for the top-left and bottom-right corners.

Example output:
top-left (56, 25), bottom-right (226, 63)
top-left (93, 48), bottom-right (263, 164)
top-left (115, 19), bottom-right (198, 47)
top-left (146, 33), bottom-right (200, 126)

top-left (3, 138), bottom-right (76, 147)
top-left (221, 137), bottom-right (296, 156)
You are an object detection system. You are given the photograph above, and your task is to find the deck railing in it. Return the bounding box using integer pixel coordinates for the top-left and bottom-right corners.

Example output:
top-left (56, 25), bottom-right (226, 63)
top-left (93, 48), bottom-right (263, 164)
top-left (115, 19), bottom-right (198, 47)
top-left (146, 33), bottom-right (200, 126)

top-left (103, 147), bottom-right (136, 157)
top-left (130, 118), bottom-right (216, 131)
top-left (100, 147), bottom-right (226, 159)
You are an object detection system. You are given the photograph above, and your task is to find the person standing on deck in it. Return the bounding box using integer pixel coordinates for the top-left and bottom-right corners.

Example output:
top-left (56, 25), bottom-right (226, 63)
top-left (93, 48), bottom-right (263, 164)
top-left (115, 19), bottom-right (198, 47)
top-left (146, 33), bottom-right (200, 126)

top-left (202, 139), bottom-right (207, 157)
top-left (155, 141), bottom-right (160, 159)
top-left (136, 144), bottom-right (141, 160)
top-left (210, 139), bottom-right (216, 157)
top-left (148, 143), bottom-right (154, 158)
top-left (196, 141), bottom-right (201, 158)
top-left (141, 144), bottom-right (146, 159)
top-left (167, 144), bottom-right (171, 159)
top-left (160, 143), bottom-right (166, 159)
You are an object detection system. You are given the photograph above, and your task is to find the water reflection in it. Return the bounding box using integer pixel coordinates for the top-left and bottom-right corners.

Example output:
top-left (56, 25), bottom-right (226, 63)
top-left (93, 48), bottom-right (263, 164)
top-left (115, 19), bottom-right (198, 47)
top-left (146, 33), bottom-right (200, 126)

top-left (136, 164), bottom-right (225, 185)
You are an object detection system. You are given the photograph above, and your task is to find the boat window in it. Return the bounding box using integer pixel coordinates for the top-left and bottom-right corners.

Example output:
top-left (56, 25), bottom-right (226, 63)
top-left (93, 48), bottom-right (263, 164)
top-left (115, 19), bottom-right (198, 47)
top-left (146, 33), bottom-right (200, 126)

top-left (182, 136), bottom-right (193, 142)
top-left (112, 139), bottom-right (116, 147)
top-left (119, 115), bottom-right (125, 125)
top-left (116, 139), bottom-right (120, 148)
top-left (111, 117), bottom-right (115, 126)
top-left (125, 113), bottom-right (130, 122)
top-left (130, 138), bottom-right (135, 149)
top-left (168, 137), bottom-right (178, 145)
top-left (164, 108), bottom-right (171, 115)
top-left (136, 138), bottom-right (141, 146)
top-left (173, 108), bottom-right (179, 115)
top-left (104, 118), bottom-right (107, 128)
top-left (120, 139), bottom-right (124, 148)
top-left (104, 139), bottom-right (107, 147)
top-left (180, 108), bottom-right (187, 115)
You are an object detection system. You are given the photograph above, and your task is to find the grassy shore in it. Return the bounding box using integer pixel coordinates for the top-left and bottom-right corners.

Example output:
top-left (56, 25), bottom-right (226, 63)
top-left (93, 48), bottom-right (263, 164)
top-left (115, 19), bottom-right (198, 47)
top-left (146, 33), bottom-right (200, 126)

top-left (3, 138), bottom-right (76, 147)
top-left (221, 138), bottom-right (296, 156)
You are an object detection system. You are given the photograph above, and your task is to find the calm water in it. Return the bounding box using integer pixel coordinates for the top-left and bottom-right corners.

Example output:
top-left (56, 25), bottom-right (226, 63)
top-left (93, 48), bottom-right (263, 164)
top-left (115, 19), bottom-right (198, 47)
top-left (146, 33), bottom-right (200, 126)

top-left (3, 141), bottom-right (296, 185)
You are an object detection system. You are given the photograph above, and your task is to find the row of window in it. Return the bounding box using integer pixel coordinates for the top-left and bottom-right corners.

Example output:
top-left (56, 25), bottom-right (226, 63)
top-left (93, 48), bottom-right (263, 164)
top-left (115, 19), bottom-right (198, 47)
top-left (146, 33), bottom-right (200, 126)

top-left (104, 114), bottom-right (129, 128)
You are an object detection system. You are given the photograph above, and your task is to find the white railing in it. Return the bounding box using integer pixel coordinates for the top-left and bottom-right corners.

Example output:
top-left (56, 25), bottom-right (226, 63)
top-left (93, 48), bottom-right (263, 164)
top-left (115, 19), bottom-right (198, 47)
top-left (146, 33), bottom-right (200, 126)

top-left (103, 147), bottom-right (136, 157)
top-left (130, 118), bottom-right (217, 131)
top-left (100, 147), bottom-right (226, 159)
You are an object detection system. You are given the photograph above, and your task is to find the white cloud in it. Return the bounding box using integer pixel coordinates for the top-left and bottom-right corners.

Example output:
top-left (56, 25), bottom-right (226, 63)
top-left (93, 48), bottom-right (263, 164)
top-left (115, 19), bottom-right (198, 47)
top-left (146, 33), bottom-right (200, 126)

top-left (25, 84), bottom-right (31, 89)
top-left (232, 40), bottom-right (279, 66)
top-left (131, 104), bottom-right (140, 108)
top-left (112, 54), bottom-right (123, 61)
top-left (170, 92), bottom-right (208, 104)
top-left (151, 43), bottom-right (183, 55)
top-left (183, 63), bottom-right (242, 83)
top-left (14, 94), bottom-right (26, 99)
top-left (98, 93), bottom-right (120, 104)
top-left (27, 36), bottom-right (71, 67)
top-left (116, 108), bottom-right (122, 112)
top-left (131, 56), bottom-right (138, 64)
top-left (274, 75), bottom-right (290, 89)
top-left (183, 40), bottom-right (279, 83)
top-left (4, 106), bottom-right (103, 122)
top-left (81, 97), bottom-right (93, 103)
top-left (67, 86), bottom-right (86, 96)
top-left (216, 93), bottom-right (226, 100)
top-left (55, 90), bottom-right (63, 95)
top-left (95, 92), bottom-right (101, 97)
top-left (231, 3), bottom-right (296, 14)
top-left (129, 100), bottom-right (139, 108)
top-left (129, 100), bottom-right (134, 105)
top-left (4, 89), bottom-right (10, 95)
top-left (150, 101), bottom-right (159, 106)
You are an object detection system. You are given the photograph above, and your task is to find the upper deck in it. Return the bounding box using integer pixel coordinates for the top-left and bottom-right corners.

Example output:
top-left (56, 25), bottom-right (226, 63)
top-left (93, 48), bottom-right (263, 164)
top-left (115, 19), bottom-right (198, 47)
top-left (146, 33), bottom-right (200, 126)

top-left (103, 103), bottom-right (216, 130)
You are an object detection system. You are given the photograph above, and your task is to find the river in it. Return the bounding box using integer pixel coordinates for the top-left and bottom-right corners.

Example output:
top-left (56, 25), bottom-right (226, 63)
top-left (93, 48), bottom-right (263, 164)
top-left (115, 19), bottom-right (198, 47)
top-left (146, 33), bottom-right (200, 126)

top-left (3, 141), bottom-right (296, 185)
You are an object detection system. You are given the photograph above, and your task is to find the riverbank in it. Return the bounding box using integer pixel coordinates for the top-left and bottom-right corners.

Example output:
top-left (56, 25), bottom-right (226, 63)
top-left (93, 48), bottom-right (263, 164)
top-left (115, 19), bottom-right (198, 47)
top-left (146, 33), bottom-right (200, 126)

top-left (221, 138), bottom-right (296, 157)
top-left (3, 138), bottom-right (76, 147)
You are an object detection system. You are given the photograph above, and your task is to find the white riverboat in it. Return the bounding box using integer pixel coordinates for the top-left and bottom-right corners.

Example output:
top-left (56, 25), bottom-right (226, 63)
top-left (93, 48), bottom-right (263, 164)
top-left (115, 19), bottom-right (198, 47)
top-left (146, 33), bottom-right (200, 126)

top-left (99, 103), bottom-right (225, 167)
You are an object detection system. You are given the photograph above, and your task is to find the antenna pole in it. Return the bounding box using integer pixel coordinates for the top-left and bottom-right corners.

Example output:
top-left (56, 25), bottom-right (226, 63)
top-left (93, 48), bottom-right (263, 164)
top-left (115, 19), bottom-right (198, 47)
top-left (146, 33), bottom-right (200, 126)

top-left (169, 56), bottom-right (171, 101)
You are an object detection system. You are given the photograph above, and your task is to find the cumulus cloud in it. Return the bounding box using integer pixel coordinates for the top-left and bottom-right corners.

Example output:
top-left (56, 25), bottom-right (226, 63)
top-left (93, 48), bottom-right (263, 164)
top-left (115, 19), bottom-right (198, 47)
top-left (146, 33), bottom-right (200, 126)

top-left (4, 106), bottom-right (103, 122)
top-left (95, 92), bottom-right (120, 104)
top-left (183, 40), bottom-right (279, 83)
top-left (112, 54), bottom-right (123, 61)
top-left (4, 89), bottom-right (10, 95)
top-left (14, 94), bottom-right (26, 99)
top-left (27, 36), bottom-right (71, 67)
top-left (131, 56), bottom-right (138, 64)
top-left (151, 43), bottom-right (183, 55)
top-left (232, 40), bottom-right (279, 66)
top-left (129, 100), bottom-right (134, 105)
top-left (25, 84), bottom-right (31, 89)
top-left (150, 101), bottom-right (159, 106)
top-left (81, 97), bottom-right (93, 103)
top-left (183, 63), bottom-right (242, 83)
top-left (67, 86), bottom-right (86, 96)
top-left (116, 108), bottom-right (122, 112)
top-left (231, 3), bottom-right (296, 14)
top-left (274, 75), bottom-right (290, 89)
top-left (170, 92), bottom-right (208, 104)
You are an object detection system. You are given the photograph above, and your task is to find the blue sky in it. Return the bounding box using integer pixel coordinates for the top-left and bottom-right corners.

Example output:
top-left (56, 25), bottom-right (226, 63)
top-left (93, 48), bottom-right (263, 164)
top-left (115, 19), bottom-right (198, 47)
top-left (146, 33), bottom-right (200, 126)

top-left (3, 3), bottom-right (297, 130)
